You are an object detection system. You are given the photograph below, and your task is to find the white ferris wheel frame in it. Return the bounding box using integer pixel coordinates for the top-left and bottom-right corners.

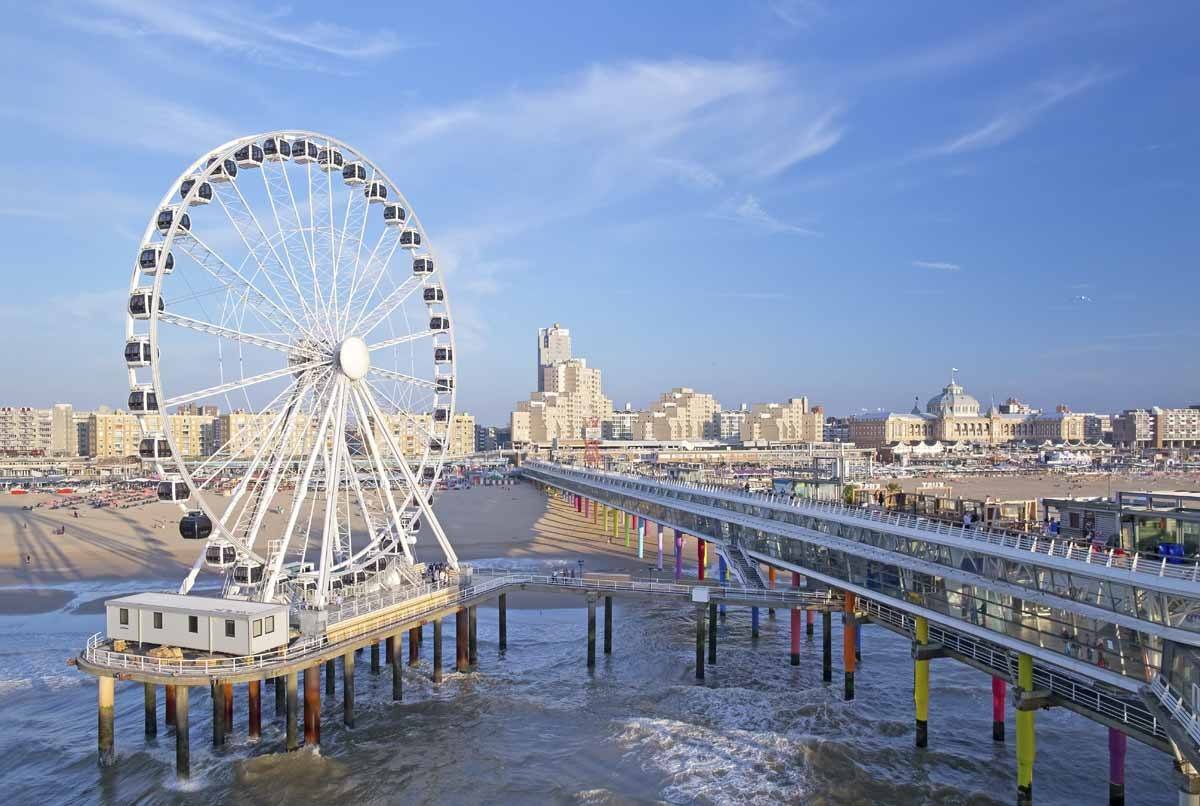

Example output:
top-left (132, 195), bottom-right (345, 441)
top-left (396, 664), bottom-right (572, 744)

top-left (123, 130), bottom-right (459, 607)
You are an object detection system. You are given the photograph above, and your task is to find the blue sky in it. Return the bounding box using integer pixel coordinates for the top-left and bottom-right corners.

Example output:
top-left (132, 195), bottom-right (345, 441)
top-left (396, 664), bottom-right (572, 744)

top-left (1, 1), bottom-right (1197, 423)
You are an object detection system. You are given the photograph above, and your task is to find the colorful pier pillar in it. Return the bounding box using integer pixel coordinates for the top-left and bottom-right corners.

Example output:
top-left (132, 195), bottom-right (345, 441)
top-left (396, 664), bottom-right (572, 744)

top-left (751, 606), bottom-right (760, 639)
top-left (1108, 727), bottom-right (1126, 806)
top-left (914, 616), bottom-right (929, 748)
top-left (790, 571), bottom-right (802, 665)
top-left (843, 591), bottom-right (857, 701)
top-left (697, 540), bottom-right (707, 581)
top-left (624, 513), bottom-right (631, 548)
top-left (1016, 652), bottom-right (1035, 805)
top-left (992, 677), bottom-right (1006, 742)
top-left (768, 566), bottom-right (776, 619)
top-left (655, 522), bottom-right (663, 570)
top-left (637, 518), bottom-right (645, 560)
top-left (592, 500), bottom-right (597, 524)
top-left (806, 609), bottom-right (814, 638)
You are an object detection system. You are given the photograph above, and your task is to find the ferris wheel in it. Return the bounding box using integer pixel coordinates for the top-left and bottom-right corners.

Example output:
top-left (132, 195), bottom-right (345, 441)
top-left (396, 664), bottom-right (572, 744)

top-left (124, 130), bottom-right (458, 608)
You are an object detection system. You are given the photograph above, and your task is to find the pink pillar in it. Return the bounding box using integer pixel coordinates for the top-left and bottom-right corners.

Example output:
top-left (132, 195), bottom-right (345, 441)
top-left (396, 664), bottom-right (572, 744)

top-left (992, 676), bottom-right (1006, 742)
top-left (790, 571), bottom-right (801, 665)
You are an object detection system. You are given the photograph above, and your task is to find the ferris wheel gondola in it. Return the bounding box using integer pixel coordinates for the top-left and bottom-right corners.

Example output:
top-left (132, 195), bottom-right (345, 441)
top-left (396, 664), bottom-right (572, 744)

top-left (124, 130), bottom-right (459, 608)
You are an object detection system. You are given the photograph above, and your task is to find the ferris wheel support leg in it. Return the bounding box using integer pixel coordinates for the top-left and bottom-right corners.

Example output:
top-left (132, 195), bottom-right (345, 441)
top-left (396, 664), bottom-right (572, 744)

top-left (358, 385), bottom-right (459, 569)
top-left (315, 381), bottom-right (349, 606)
top-left (346, 387), bottom-right (414, 565)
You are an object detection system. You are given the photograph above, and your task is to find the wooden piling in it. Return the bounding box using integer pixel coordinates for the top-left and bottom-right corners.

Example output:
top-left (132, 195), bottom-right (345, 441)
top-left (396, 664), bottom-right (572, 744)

top-left (285, 671), bottom-right (298, 752)
top-left (144, 682), bottom-right (156, 739)
top-left (303, 665), bottom-right (320, 748)
top-left (174, 686), bottom-right (189, 780)
top-left (604, 595), bottom-right (613, 654)
top-left (344, 650), bottom-right (356, 726)
top-left (247, 679), bottom-right (261, 741)
top-left (433, 619), bottom-right (443, 684)
top-left (498, 593), bottom-right (508, 653)
top-left (98, 676), bottom-right (115, 767)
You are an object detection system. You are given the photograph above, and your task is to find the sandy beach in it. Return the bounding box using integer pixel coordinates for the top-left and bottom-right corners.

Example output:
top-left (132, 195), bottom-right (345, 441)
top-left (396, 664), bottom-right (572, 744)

top-left (0, 481), bottom-right (710, 611)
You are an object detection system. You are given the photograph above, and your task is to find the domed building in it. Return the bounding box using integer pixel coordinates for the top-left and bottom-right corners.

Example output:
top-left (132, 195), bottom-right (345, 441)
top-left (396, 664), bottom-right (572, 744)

top-left (847, 373), bottom-right (1087, 450)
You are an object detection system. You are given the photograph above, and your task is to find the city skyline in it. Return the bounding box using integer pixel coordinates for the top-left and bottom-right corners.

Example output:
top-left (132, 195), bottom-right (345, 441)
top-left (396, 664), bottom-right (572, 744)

top-left (2, 3), bottom-right (1198, 422)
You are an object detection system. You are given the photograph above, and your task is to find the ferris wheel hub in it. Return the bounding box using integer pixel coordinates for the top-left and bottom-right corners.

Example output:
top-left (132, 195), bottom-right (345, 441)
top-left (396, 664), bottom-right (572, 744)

top-left (336, 335), bottom-right (370, 381)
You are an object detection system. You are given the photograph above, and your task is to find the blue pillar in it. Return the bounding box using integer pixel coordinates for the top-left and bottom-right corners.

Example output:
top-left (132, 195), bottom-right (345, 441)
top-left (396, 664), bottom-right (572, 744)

top-left (751, 606), bottom-right (760, 638)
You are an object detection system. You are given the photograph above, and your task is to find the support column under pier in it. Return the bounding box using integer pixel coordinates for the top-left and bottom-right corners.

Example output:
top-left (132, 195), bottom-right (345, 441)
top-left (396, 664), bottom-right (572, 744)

top-left (708, 601), bottom-right (717, 666)
top-left (371, 641), bottom-right (381, 675)
top-left (992, 677), bottom-right (1005, 742)
top-left (144, 682), bottom-right (156, 739)
top-left (344, 650), bottom-right (356, 726)
top-left (469, 605), bottom-right (478, 670)
top-left (386, 634), bottom-right (394, 666)
top-left (695, 604), bottom-right (706, 681)
top-left (247, 679), bottom-right (261, 741)
top-left (223, 681), bottom-right (233, 739)
top-left (275, 675), bottom-right (286, 718)
top-left (391, 634), bottom-right (403, 701)
top-left (1015, 653), bottom-right (1035, 806)
top-left (165, 683), bottom-right (176, 731)
top-left (604, 595), bottom-right (613, 654)
top-left (174, 685), bottom-right (189, 781)
top-left (409, 627), bottom-right (420, 666)
top-left (768, 566), bottom-right (776, 619)
top-left (326, 658), bottom-right (336, 696)
top-left (499, 594), bottom-right (508, 653)
top-left (285, 671), bottom-right (298, 752)
top-left (843, 592), bottom-right (857, 701)
top-left (806, 609), bottom-right (814, 638)
top-left (914, 616), bottom-right (929, 748)
top-left (456, 608), bottom-right (469, 673)
top-left (822, 610), bottom-right (832, 682)
top-left (212, 679), bottom-right (225, 748)
top-left (303, 665), bottom-right (320, 749)
top-left (587, 593), bottom-right (597, 669)
top-left (1108, 727), bottom-right (1126, 806)
top-left (751, 606), bottom-right (759, 639)
top-left (98, 676), bottom-right (115, 768)
top-left (433, 619), bottom-right (443, 683)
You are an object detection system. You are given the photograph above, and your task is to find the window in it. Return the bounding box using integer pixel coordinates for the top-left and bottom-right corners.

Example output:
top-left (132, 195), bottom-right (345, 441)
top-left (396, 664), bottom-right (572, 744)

top-left (188, 615), bottom-right (198, 633)
top-left (225, 619), bottom-right (235, 638)
top-left (153, 611), bottom-right (163, 629)
top-left (265, 616), bottom-right (275, 634)
top-left (253, 619), bottom-right (262, 638)
top-left (119, 607), bottom-right (129, 626)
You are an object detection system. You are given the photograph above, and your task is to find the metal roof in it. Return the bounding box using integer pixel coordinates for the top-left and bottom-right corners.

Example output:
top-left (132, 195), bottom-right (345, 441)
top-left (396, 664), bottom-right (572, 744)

top-left (106, 592), bottom-right (285, 617)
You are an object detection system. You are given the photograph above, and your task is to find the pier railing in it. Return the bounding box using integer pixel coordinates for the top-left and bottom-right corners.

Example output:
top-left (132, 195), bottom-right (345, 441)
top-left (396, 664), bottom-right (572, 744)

top-left (529, 462), bottom-right (1200, 583)
top-left (862, 599), bottom-right (1166, 742)
top-left (79, 573), bottom-right (831, 678)
top-left (1151, 674), bottom-right (1200, 748)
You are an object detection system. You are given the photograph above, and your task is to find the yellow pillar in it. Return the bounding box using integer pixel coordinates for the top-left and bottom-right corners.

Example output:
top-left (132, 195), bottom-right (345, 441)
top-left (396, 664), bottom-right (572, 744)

top-left (1016, 653), bottom-right (1035, 805)
top-left (914, 616), bottom-right (929, 748)
top-left (98, 675), bottom-right (116, 767)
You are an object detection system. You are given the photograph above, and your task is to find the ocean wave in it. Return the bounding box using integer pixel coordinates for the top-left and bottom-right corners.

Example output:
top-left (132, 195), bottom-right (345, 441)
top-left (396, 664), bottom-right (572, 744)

top-left (616, 716), bottom-right (808, 805)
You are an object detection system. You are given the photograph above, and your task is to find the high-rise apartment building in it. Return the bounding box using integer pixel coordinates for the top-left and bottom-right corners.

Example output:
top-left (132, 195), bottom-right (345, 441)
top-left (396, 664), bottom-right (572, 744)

top-left (715, 405), bottom-right (748, 444)
top-left (537, 323), bottom-right (572, 392)
top-left (51, 403), bottom-right (76, 456)
top-left (1113, 407), bottom-right (1200, 450)
top-left (0, 407), bottom-right (53, 456)
top-left (636, 388), bottom-right (720, 441)
top-left (90, 411), bottom-right (217, 458)
top-left (741, 398), bottom-right (824, 444)
top-left (513, 359), bottom-right (613, 446)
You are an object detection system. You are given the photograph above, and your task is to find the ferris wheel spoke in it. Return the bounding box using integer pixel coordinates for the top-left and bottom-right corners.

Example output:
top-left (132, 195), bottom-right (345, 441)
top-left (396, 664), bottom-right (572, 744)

top-left (353, 271), bottom-right (422, 340)
top-left (364, 378), bottom-right (442, 447)
top-left (358, 384), bottom-right (458, 568)
top-left (366, 366), bottom-right (439, 390)
top-left (187, 371), bottom-right (313, 485)
top-left (348, 385), bottom-right (415, 563)
top-left (158, 310), bottom-right (313, 356)
top-left (338, 169), bottom-right (375, 335)
top-left (269, 160), bottom-right (320, 313)
top-left (262, 374), bottom-right (339, 601)
top-left (368, 329), bottom-right (436, 352)
top-left (222, 178), bottom-right (324, 338)
top-left (176, 230), bottom-right (306, 337)
top-left (163, 361), bottom-right (321, 409)
top-left (342, 225), bottom-right (401, 335)
top-left (315, 378), bottom-right (349, 604)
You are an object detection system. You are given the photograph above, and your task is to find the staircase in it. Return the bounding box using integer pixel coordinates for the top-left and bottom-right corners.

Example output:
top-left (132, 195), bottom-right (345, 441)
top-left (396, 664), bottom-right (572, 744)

top-left (724, 543), bottom-right (767, 589)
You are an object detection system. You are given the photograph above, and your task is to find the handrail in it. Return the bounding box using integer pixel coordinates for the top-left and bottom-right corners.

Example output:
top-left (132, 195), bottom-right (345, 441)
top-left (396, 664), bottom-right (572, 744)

top-left (1151, 674), bottom-right (1200, 748)
top-left (80, 574), bottom-right (834, 678)
top-left (527, 462), bottom-right (1200, 584)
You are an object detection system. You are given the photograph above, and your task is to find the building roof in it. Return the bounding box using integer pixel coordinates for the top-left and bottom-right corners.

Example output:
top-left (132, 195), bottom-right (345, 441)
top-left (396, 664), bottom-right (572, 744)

top-left (106, 592), bottom-right (286, 617)
top-left (926, 381), bottom-right (981, 416)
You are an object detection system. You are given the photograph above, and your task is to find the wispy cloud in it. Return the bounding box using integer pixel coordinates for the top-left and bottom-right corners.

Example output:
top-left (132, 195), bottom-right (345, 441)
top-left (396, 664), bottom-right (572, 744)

top-left (53, 0), bottom-right (408, 71)
top-left (766, 0), bottom-right (828, 30)
top-left (912, 260), bottom-right (961, 272)
top-left (718, 194), bottom-right (820, 235)
top-left (925, 68), bottom-right (1115, 157)
top-left (392, 59), bottom-right (844, 183)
